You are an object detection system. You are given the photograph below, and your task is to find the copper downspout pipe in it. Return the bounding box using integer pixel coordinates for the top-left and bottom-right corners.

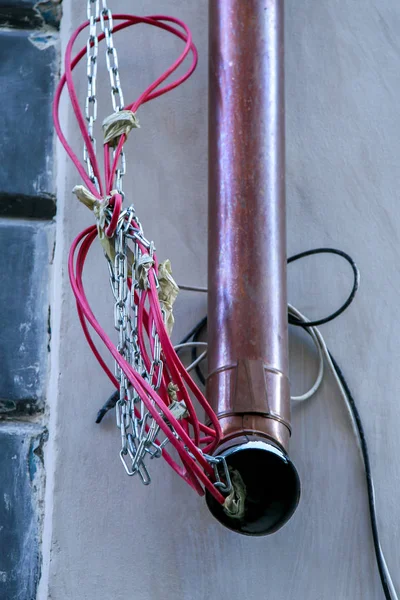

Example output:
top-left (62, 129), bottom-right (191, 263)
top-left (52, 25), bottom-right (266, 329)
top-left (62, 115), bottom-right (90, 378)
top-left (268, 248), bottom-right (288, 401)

top-left (206, 0), bottom-right (300, 535)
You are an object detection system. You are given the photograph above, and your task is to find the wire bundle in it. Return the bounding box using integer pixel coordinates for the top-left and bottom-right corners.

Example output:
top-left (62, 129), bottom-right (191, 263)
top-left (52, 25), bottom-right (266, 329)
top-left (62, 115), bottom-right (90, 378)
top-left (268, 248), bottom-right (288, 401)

top-left (53, 14), bottom-right (225, 504)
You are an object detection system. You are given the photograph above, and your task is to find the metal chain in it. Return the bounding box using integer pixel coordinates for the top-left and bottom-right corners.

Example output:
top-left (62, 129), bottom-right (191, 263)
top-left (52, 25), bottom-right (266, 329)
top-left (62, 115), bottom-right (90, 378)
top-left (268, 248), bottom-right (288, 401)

top-left (84, 0), bottom-right (126, 195)
top-left (100, 0), bottom-right (124, 112)
top-left (84, 2), bottom-right (221, 491)
top-left (93, 1), bottom-right (172, 482)
top-left (100, 0), bottom-right (126, 197)
top-left (107, 208), bottom-right (169, 484)
top-left (85, 0), bottom-right (100, 190)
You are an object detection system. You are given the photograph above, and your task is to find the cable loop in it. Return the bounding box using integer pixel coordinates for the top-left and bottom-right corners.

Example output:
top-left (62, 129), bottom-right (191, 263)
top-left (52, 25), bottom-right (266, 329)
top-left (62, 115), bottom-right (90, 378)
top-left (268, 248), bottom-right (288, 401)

top-left (55, 13), bottom-right (224, 504)
top-left (288, 248), bottom-right (360, 328)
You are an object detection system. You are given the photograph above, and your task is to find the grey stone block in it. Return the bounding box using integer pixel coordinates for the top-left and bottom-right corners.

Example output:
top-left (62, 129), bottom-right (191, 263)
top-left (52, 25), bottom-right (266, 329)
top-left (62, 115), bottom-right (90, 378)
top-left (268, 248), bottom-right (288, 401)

top-left (0, 0), bottom-right (62, 29)
top-left (0, 29), bottom-right (57, 218)
top-left (0, 220), bottom-right (53, 414)
top-left (0, 424), bottom-right (46, 600)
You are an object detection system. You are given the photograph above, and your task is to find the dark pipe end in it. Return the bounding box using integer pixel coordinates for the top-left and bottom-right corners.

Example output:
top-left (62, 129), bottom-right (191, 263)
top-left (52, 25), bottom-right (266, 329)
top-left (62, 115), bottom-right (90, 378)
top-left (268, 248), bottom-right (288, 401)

top-left (205, 440), bottom-right (300, 536)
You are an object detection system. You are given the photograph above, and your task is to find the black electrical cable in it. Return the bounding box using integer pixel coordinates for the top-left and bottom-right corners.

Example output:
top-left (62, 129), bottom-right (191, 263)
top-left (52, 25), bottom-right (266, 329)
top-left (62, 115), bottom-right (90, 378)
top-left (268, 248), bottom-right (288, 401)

top-left (288, 248), bottom-right (360, 328)
top-left (96, 389), bottom-right (119, 423)
top-left (185, 247), bottom-right (360, 384)
top-left (176, 315), bottom-right (208, 347)
top-left (328, 353), bottom-right (393, 600)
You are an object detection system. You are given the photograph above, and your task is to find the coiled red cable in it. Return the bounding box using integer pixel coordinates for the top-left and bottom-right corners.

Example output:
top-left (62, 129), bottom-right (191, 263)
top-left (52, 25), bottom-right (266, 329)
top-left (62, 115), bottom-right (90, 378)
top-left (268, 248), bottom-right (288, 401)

top-left (54, 14), bottom-right (224, 503)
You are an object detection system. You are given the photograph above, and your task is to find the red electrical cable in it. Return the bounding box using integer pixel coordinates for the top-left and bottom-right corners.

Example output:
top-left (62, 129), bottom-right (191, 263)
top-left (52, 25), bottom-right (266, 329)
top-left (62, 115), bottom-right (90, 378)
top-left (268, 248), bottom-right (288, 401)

top-left (54, 14), bottom-right (224, 504)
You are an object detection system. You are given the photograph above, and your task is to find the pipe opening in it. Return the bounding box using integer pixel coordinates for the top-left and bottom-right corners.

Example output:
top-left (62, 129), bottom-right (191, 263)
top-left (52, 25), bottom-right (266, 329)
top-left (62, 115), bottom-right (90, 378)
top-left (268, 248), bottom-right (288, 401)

top-left (206, 440), bottom-right (300, 536)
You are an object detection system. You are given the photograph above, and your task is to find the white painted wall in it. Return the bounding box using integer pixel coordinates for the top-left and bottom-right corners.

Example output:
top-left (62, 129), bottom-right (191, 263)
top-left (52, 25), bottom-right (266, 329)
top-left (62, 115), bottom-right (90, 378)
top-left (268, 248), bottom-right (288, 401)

top-left (40, 1), bottom-right (400, 598)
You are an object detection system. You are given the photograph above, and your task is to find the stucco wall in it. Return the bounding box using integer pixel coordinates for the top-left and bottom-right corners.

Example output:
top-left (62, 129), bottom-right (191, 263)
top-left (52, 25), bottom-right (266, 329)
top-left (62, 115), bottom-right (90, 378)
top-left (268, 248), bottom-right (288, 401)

top-left (40, 1), bottom-right (400, 599)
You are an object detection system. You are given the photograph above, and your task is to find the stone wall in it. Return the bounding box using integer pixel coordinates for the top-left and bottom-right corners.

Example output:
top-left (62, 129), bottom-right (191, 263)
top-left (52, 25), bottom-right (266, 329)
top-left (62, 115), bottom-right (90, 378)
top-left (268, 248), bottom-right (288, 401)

top-left (0, 2), bottom-right (60, 598)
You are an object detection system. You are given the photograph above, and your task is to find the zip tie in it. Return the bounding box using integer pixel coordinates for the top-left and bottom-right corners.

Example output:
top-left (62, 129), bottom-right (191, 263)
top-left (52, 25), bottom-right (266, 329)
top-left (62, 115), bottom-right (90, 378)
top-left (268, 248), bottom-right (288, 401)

top-left (102, 110), bottom-right (140, 147)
